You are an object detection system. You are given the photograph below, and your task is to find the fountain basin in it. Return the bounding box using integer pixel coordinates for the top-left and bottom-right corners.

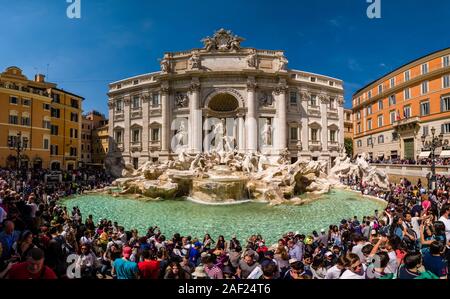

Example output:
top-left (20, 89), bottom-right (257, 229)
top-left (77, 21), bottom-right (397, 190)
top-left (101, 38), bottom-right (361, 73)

top-left (191, 176), bottom-right (248, 203)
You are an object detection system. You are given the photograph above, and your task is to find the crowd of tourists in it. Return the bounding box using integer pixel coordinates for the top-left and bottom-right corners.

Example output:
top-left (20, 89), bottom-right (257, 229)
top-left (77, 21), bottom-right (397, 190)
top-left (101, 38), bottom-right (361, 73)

top-left (0, 165), bottom-right (449, 280)
top-left (369, 157), bottom-right (450, 166)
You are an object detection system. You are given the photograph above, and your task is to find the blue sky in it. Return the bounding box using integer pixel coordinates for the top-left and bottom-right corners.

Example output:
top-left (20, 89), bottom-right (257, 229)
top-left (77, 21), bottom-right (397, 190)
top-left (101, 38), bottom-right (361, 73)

top-left (1, 0), bottom-right (449, 115)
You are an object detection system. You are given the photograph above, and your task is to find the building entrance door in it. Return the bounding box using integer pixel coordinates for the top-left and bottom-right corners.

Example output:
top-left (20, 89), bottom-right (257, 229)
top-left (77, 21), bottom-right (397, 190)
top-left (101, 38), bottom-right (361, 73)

top-left (403, 138), bottom-right (415, 160)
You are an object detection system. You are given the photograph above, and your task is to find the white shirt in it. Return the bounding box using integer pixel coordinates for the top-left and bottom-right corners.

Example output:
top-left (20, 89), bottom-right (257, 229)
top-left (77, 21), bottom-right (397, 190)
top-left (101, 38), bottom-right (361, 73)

top-left (438, 216), bottom-right (450, 243)
top-left (325, 265), bottom-right (343, 279)
top-left (339, 269), bottom-right (365, 279)
top-left (385, 251), bottom-right (398, 274)
top-left (27, 202), bottom-right (38, 218)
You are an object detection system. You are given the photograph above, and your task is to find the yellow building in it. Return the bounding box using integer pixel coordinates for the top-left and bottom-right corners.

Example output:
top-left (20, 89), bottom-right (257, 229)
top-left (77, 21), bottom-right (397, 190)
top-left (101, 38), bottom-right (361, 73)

top-left (49, 88), bottom-right (83, 171)
top-left (81, 111), bottom-right (108, 168)
top-left (92, 123), bottom-right (109, 165)
top-left (0, 66), bottom-right (83, 170)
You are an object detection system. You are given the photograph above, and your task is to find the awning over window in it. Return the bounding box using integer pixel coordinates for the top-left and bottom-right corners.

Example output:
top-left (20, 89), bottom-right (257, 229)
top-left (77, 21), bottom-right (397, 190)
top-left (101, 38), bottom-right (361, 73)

top-left (419, 151), bottom-right (431, 158)
top-left (440, 150), bottom-right (450, 158)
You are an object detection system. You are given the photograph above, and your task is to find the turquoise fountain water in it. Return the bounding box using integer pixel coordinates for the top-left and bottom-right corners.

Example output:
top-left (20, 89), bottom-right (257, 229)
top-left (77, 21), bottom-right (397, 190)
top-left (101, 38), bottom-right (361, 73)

top-left (61, 189), bottom-right (385, 245)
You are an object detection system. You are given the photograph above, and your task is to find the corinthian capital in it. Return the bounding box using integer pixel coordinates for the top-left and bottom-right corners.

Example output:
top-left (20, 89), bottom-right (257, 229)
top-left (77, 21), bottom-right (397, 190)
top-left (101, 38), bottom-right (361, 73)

top-left (299, 91), bottom-right (311, 101)
top-left (274, 84), bottom-right (288, 95)
top-left (108, 101), bottom-right (115, 109)
top-left (247, 77), bottom-right (257, 91)
top-left (319, 94), bottom-right (330, 104)
top-left (189, 78), bottom-right (201, 93)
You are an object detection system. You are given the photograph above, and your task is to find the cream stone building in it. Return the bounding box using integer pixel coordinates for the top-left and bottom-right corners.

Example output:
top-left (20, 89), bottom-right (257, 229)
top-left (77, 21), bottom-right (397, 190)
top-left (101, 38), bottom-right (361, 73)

top-left (107, 29), bottom-right (345, 170)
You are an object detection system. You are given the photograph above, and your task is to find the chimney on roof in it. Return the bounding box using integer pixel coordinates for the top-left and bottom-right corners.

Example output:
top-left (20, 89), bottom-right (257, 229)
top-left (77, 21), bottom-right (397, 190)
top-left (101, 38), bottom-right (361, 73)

top-left (35, 74), bottom-right (45, 83)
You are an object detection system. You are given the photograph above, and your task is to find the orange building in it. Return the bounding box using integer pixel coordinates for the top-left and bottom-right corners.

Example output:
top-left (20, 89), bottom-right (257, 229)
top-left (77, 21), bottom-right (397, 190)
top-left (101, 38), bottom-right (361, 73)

top-left (352, 48), bottom-right (450, 161)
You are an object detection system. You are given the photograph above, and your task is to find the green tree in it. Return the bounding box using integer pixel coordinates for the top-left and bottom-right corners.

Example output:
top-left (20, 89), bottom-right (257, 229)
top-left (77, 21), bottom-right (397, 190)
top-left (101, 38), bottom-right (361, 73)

top-left (344, 138), bottom-right (353, 158)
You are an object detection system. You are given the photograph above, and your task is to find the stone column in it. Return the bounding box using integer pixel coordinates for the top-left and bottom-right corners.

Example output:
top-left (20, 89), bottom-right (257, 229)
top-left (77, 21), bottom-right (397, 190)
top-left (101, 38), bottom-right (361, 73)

top-left (189, 78), bottom-right (202, 154)
top-left (300, 91), bottom-right (309, 152)
top-left (338, 96), bottom-right (345, 145)
top-left (246, 78), bottom-right (258, 153)
top-left (161, 84), bottom-right (170, 153)
top-left (107, 100), bottom-right (114, 152)
top-left (142, 93), bottom-right (150, 156)
top-left (238, 114), bottom-right (245, 151)
top-left (274, 83), bottom-right (288, 151)
top-left (124, 96), bottom-right (131, 156)
top-left (320, 94), bottom-right (328, 152)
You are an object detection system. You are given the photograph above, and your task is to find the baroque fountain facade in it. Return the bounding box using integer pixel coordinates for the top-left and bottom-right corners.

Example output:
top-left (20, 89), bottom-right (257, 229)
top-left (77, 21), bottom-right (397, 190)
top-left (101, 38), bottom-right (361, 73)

top-left (103, 29), bottom-right (389, 204)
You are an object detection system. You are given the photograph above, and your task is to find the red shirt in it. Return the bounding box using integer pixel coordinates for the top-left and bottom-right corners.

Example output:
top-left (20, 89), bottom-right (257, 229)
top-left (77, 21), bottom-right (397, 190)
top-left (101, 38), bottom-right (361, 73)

top-left (138, 260), bottom-right (160, 279)
top-left (8, 262), bottom-right (57, 279)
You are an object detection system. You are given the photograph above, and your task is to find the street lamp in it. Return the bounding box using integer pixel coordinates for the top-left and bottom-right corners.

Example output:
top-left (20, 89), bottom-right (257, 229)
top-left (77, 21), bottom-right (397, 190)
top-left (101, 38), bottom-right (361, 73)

top-left (421, 127), bottom-right (449, 190)
top-left (8, 132), bottom-right (28, 175)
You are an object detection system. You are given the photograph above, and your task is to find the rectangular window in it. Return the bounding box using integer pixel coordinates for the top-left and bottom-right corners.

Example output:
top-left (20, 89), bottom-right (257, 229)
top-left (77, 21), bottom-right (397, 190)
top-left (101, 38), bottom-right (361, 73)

top-left (367, 138), bottom-right (372, 146)
top-left (51, 125), bottom-right (58, 135)
top-left (356, 111), bottom-right (361, 120)
top-left (357, 140), bottom-right (362, 148)
top-left (9, 115), bottom-right (18, 124)
top-left (329, 130), bottom-right (336, 143)
top-left (421, 81), bottom-right (429, 94)
top-left (51, 108), bottom-right (60, 118)
top-left (392, 132), bottom-right (399, 141)
top-left (151, 128), bottom-right (160, 141)
top-left (443, 75), bottom-right (450, 88)
top-left (404, 70), bottom-right (410, 82)
top-left (420, 101), bottom-right (430, 116)
top-left (367, 105), bottom-right (372, 115)
top-left (404, 88), bottom-right (411, 100)
top-left (21, 116), bottom-right (31, 126)
top-left (442, 96), bottom-right (450, 112)
top-left (378, 84), bottom-right (383, 94)
top-left (115, 131), bottom-right (123, 143)
top-left (132, 129), bottom-right (140, 143)
top-left (71, 98), bottom-right (79, 109)
top-left (50, 145), bottom-right (59, 155)
top-left (390, 111), bottom-right (396, 124)
top-left (311, 129), bottom-right (318, 141)
top-left (70, 112), bottom-right (79, 122)
top-left (43, 103), bottom-right (50, 110)
top-left (444, 56), bottom-right (450, 67)
top-left (404, 106), bottom-right (411, 118)
top-left (290, 127), bottom-right (298, 141)
top-left (422, 63), bottom-right (428, 75)
top-left (52, 94), bottom-right (60, 103)
top-left (367, 119), bottom-right (372, 130)
top-left (9, 96), bottom-right (18, 104)
top-left (43, 138), bottom-right (49, 150)
top-left (377, 115), bottom-right (383, 127)
top-left (116, 100), bottom-right (123, 112)
top-left (368, 90), bottom-right (372, 99)
top-left (70, 147), bottom-right (77, 157)
top-left (390, 78), bottom-right (395, 88)
top-left (132, 95), bottom-right (141, 109)
top-left (290, 92), bottom-right (297, 105)
top-left (423, 125), bottom-right (429, 137)
top-left (357, 123), bottom-right (361, 134)
top-left (152, 94), bottom-right (160, 107)
top-left (22, 99), bottom-right (31, 106)
top-left (378, 100), bottom-right (383, 110)
top-left (42, 120), bottom-right (51, 129)
top-left (442, 123), bottom-right (450, 134)
top-left (389, 94), bottom-right (396, 105)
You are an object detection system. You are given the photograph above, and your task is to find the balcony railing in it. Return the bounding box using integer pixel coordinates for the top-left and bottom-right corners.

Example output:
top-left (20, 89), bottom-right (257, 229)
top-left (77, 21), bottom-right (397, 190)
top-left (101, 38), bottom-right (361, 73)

top-left (131, 110), bottom-right (143, 119)
top-left (0, 82), bottom-right (50, 97)
top-left (131, 142), bottom-right (142, 152)
top-left (149, 140), bottom-right (161, 151)
top-left (393, 116), bottom-right (420, 127)
top-left (289, 140), bottom-right (302, 150)
top-left (308, 106), bottom-right (321, 116)
top-left (328, 141), bottom-right (340, 151)
top-left (114, 113), bottom-right (124, 121)
top-left (309, 140), bottom-right (322, 152)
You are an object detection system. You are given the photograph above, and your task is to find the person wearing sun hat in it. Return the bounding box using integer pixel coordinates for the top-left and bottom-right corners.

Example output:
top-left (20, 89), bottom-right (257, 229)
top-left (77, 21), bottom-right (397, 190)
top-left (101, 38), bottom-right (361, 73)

top-left (112, 246), bottom-right (139, 279)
